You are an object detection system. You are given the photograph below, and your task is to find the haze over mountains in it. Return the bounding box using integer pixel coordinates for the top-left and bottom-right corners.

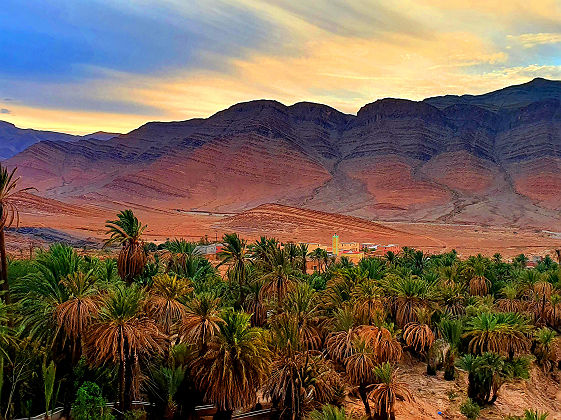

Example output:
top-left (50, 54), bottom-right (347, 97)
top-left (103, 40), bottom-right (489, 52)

top-left (6, 78), bottom-right (561, 228)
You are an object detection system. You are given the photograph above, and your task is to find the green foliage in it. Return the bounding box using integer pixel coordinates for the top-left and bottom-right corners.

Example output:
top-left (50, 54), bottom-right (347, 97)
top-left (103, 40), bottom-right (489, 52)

top-left (123, 410), bottom-right (145, 420)
top-left (307, 404), bottom-right (350, 420)
top-left (42, 360), bottom-right (56, 417)
top-left (460, 398), bottom-right (480, 419)
top-left (104, 209), bottom-right (146, 247)
top-left (71, 381), bottom-right (115, 420)
top-left (506, 409), bottom-right (550, 420)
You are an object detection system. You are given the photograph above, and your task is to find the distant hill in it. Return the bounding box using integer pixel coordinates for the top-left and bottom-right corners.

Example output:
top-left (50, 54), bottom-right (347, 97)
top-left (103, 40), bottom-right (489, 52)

top-left (0, 122), bottom-right (120, 159)
top-left (7, 78), bottom-right (561, 228)
top-left (82, 131), bottom-right (120, 141)
top-left (424, 77), bottom-right (561, 111)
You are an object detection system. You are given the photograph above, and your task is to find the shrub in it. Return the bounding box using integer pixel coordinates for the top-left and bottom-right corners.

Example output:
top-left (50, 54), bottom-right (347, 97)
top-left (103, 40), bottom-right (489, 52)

top-left (124, 410), bottom-right (147, 420)
top-left (522, 409), bottom-right (549, 420)
top-left (307, 404), bottom-right (350, 420)
top-left (460, 399), bottom-right (480, 419)
top-left (506, 409), bottom-right (549, 420)
top-left (71, 382), bottom-right (114, 420)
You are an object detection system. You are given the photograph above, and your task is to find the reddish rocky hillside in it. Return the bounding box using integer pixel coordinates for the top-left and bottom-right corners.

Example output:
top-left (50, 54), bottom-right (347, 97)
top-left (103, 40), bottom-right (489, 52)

top-left (7, 78), bottom-right (561, 228)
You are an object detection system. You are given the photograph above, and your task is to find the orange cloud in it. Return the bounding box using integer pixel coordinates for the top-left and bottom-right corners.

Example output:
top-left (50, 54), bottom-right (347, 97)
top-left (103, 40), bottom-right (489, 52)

top-left (3, 0), bottom-right (561, 134)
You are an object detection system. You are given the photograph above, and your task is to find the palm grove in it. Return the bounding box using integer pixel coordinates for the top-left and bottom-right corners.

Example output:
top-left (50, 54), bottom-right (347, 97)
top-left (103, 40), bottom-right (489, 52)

top-left (0, 165), bottom-right (558, 420)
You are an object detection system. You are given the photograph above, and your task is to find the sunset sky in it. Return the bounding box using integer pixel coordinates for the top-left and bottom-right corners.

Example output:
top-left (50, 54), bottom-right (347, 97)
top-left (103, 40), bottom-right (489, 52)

top-left (1, 0), bottom-right (560, 134)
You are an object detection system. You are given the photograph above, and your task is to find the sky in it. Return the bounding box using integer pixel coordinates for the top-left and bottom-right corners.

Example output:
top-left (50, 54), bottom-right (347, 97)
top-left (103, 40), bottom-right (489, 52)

top-left (1, 0), bottom-right (560, 134)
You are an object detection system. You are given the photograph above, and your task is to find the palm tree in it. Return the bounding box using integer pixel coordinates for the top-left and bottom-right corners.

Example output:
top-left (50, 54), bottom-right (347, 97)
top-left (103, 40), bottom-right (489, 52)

top-left (459, 352), bottom-right (506, 405)
top-left (261, 248), bottom-right (299, 304)
top-left (13, 244), bottom-right (94, 416)
top-left (369, 363), bottom-right (411, 420)
top-left (105, 210), bottom-right (147, 284)
top-left (310, 248), bottom-right (325, 273)
top-left (0, 164), bottom-right (32, 301)
top-left (179, 293), bottom-right (223, 351)
top-left (464, 258), bottom-right (490, 296)
top-left (55, 271), bottom-right (102, 361)
top-left (218, 233), bottom-right (250, 308)
top-left (344, 339), bottom-right (377, 418)
top-left (191, 311), bottom-right (270, 419)
top-left (385, 251), bottom-right (397, 268)
top-left (245, 269), bottom-right (267, 327)
top-left (438, 318), bottom-right (463, 380)
top-left (298, 243), bottom-right (309, 274)
top-left (533, 327), bottom-right (559, 372)
top-left (265, 315), bottom-right (341, 419)
top-left (496, 283), bottom-right (524, 313)
top-left (147, 273), bottom-right (192, 335)
top-left (403, 308), bottom-right (435, 354)
top-left (164, 239), bottom-right (201, 276)
top-left (464, 312), bottom-right (530, 358)
top-left (85, 284), bottom-right (164, 413)
top-left (352, 279), bottom-right (385, 326)
top-left (383, 273), bottom-right (431, 327)
top-left (280, 282), bottom-right (322, 350)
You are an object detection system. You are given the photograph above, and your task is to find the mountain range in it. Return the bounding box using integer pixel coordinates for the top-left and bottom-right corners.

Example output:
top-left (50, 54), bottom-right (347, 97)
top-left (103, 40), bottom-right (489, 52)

top-left (0, 121), bottom-right (119, 160)
top-left (6, 77), bottom-right (561, 228)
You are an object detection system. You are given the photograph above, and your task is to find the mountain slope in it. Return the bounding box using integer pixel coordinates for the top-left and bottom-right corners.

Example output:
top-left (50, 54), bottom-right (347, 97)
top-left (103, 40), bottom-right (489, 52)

top-left (7, 78), bottom-right (561, 228)
top-left (0, 121), bottom-right (121, 160)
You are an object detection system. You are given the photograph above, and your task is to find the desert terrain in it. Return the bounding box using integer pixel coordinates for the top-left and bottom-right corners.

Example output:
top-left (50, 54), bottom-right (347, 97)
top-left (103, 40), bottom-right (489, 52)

top-left (9, 193), bottom-right (560, 260)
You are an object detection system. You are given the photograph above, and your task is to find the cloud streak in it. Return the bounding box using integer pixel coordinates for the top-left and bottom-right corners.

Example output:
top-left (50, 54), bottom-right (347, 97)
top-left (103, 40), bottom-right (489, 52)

top-left (508, 33), bottom-right (561, 48)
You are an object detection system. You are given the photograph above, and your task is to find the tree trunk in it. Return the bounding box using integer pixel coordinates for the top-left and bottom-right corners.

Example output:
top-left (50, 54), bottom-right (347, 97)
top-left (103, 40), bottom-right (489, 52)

top-left (119, 358), bottom-right (126, 418)
top-left (359, 385), bottom-right (372, 419)
top-left (123, 355), bottom-right (134, 413)
top-left (0, 226), bottom-right (9, 304)
top-left (443, 351), bottom-right (455, 381)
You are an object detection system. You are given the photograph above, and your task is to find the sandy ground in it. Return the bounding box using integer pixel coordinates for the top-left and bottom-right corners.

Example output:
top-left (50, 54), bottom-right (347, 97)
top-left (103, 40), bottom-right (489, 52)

top-left (346, 354), bottom-right (561, 419)
top-left (7, 196), bottom-right (561, 260)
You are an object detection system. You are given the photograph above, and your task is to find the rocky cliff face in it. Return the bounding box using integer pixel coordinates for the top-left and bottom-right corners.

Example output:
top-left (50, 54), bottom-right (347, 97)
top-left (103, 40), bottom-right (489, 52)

top-left (7, 78), bottom-right (561, 228)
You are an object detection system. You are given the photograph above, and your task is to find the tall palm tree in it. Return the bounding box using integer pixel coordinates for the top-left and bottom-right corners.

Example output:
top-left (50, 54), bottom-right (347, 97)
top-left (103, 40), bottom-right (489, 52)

top-left (86, 284), bottom-right (164, 413)
top-left (351, 279), bottom-right (385, 326)
top-left (369, 363), bottom-right (411, 420)
top-left (245, 268), bottom-right (267, 327)
top-left (55, 271), bottom-right (102, 361)
top-left (298, 243), bottom-right (309, 274)
top-left (15, 244), bottom-right (84, 345)
top-left (265, 315), bottom-right (340, 420)
top-left (218, 233), bottom-right (250, 308)
top-left (105, 210), bottom-right (147, 284)
top-left (0, 164), bottom-right (32, 301)
top-left (344, 339), bottom-right (377, 418)
top-left (191, 311), bottom-right (270, 419)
